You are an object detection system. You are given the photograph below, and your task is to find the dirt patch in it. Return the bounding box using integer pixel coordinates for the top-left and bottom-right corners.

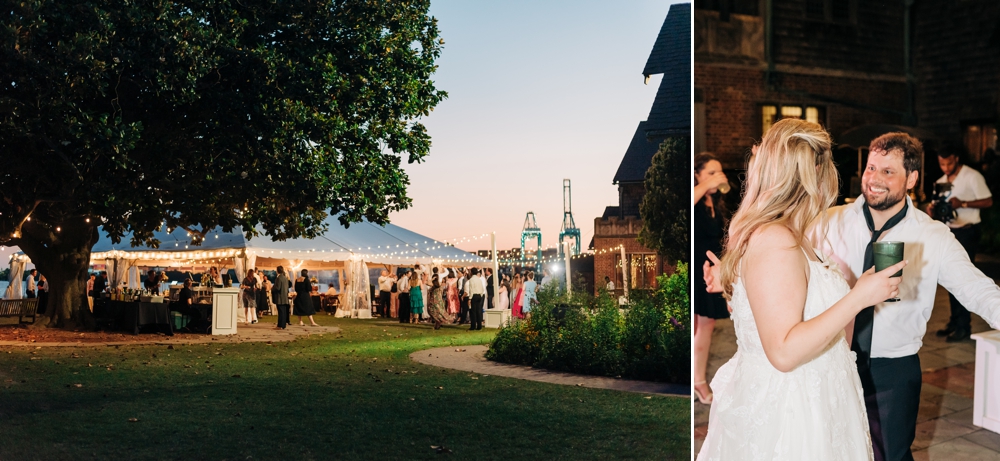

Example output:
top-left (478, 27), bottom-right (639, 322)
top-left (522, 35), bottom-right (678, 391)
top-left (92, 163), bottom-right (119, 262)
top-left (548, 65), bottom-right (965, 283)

top-left (0, 324), bottom-right (204, 344)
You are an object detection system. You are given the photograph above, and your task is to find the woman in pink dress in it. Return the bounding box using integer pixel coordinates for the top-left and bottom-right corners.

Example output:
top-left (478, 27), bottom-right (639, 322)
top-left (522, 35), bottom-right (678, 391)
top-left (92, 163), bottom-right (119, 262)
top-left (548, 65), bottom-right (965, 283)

top-left (446, 270), bottom-right (460, 315)
top-left (511, 273), bottom-right (525, 319)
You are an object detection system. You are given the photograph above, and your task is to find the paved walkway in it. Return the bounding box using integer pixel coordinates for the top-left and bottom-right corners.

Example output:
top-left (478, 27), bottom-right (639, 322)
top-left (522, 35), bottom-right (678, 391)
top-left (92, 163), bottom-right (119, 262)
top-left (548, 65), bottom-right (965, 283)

top-left (410, 345), bottom-right (688, 396)
top-left (694, 258), bottom-right (1000, 459)
top-left (0, 322), bottom-right (340, 347)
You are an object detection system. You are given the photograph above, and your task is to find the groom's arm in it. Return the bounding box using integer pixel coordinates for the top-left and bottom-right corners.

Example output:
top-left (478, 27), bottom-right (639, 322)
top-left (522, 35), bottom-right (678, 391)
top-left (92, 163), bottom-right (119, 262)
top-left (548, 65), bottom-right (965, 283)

top-left (938, 232), bottom-right (1000, 329)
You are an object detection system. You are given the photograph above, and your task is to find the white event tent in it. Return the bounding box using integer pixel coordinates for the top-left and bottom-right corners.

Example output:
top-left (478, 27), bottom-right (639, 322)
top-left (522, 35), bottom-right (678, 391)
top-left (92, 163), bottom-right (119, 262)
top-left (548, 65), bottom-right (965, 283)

top-left (6, 216), bottom-right (490, 318)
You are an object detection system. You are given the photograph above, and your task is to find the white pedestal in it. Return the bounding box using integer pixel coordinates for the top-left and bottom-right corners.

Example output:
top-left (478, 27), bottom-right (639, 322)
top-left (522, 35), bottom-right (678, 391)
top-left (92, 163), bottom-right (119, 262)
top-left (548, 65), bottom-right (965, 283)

top-left (972, 330), bottom-right (1000, 433)
top-left (484, 309), bottom-right (510, 329)
top-left (211, 287), bottom-right (240, 336)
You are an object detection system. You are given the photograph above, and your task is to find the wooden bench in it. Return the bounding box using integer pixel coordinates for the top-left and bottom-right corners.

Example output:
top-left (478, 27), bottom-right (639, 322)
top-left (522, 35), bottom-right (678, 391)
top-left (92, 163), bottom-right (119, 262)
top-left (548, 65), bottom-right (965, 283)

top-left (0, 299), bottom-right (39, 323)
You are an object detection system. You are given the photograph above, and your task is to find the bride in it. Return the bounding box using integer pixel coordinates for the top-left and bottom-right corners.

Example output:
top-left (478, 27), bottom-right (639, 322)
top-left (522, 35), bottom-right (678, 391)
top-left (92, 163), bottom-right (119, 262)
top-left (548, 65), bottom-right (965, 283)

top-left (697, 119), bottom-right (906, 460)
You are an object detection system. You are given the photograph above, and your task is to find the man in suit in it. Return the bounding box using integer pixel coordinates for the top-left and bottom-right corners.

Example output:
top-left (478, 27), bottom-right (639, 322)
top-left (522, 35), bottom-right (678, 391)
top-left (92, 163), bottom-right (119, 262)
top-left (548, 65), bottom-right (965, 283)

top-left (484, 267), bottom-right (495, 309)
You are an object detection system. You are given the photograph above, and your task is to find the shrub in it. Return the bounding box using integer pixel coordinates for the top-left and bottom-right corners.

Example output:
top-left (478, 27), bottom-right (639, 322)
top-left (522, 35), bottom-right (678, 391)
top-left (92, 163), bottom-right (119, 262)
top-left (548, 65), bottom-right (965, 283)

top-left (486, 263), bottom-right (689, 383)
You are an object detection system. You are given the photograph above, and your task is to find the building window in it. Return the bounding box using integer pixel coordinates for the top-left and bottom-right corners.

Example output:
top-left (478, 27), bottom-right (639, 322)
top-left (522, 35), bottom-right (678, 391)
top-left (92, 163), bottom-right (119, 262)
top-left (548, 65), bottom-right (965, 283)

top-left (762, 104), bottom-right (825, 135)
top-left (615, 253), bottom-right (659, 290)
top-left (694, 0), bottom-right (759, 18)
top-left (963, 123), bottom-right (997, 165)
top-left (805, 0), bottom-right (857, 24)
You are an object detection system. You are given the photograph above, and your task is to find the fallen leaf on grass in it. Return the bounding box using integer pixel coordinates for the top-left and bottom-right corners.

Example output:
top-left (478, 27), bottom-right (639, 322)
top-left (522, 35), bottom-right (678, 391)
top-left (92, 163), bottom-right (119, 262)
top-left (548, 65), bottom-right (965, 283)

top-left (127, 418), bottom-right (139, 423)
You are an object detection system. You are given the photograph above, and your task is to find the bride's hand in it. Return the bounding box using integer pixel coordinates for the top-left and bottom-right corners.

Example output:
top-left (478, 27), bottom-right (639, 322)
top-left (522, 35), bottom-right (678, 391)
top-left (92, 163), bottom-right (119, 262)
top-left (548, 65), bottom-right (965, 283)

top-left (851, 261), bottom-right (907, 307)
top-left (703, 251), bottom-right (723, 293)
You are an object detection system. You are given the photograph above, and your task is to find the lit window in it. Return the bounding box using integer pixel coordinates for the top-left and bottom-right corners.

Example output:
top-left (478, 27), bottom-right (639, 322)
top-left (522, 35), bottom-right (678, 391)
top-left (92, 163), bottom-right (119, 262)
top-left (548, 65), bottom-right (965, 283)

top-left (762, 104), bottom-right (825, 135)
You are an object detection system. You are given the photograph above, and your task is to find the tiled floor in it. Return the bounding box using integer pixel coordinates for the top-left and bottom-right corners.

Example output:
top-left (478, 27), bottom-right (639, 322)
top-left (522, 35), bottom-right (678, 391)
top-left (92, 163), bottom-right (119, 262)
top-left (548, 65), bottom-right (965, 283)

top-left (693, 262), bottom-right (1000, 459)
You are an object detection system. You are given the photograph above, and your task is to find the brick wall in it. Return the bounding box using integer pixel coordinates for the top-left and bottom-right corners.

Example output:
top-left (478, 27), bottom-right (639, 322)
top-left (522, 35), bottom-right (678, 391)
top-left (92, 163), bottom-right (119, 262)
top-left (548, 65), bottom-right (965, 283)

top-left (695, 64), bottom-right (907, 168)
top-left (591, 216), bottom-right (673, 295)
top-left (912, 1), bottom-right (1000, 142)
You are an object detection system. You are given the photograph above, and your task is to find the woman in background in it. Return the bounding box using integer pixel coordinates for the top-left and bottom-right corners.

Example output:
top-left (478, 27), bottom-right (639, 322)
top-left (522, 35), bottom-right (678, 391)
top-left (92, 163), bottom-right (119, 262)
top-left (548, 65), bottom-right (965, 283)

top-left (511, 274), bottom-right (524, 319)
top-left (293, 269), bottom-right (319, 326)
top-left (426, 277), bottom-right (449, 329)
top-left (240, 269), bottom-right (258, 324)
top-left (409, 274), bottom-right (424, 324)
top-left (446, 269), bottom-right (460, 316)
top-left (521, 271), bottom-right (537, 319)
top-left (692, 152), bottom-right (731, 405)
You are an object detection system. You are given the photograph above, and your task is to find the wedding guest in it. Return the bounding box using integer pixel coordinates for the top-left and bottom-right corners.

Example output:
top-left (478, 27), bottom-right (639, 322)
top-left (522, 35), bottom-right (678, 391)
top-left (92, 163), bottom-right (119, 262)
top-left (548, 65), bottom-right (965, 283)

top-left (272, 266), bottom-right (291, 329)
top-left (457, 268), bottom-right (470, 324)
top-left (812, 133), bottom-right (1000, 460)
top-left (498, 278), bottom-right (510, 311)
top-left (253, 268), bottom-right (267, 316)
top-left (293, 269), bottom-right (319, 326)
top-left (171, 279), bottom-right (203, 327)
top-left (241, 269), bottom-right (258, 324)
top-left (378, 270), bottom-right (392, 318)
top-left (604, 276), bottom-right (615, 292)
top-left (427, 277), bottom-right (449, 329)
top-left (409, 273), bottom-right (424, 324)
top-left (94, 271), bottom-right (108, 297)
top-left (144, 269), bottom-right (160, 294)
top-left (261, 274), bottom-right (274, 314)
top-left (389, 274), bottom-right (399, 318)
top-left (693, 151), bottom-right (731, 405)
top-left (466, 268), bottom-right (486, 330)
top-left (210, 267), bottom-right (223, 286)
top-left (485, 267), bottom-right (496, 309)
top-left (511, 274), bottom-right (524, 319)
top-left (397, 270), bottom-right (411, 324)
top-left (86, 273), bottom-right (96, 311)
top-left (446, 270), bottom-right (460, 316)
top-left (522, 271), bottom-right (538, 319)
top-left (36, 274), bottom-right (48, 314)
top-left (25, 269), bottom-right (36, 298)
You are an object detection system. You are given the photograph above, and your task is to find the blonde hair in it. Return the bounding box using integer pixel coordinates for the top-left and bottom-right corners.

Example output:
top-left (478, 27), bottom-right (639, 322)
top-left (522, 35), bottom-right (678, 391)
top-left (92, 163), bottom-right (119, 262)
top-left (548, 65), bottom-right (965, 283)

top-left (720, 119), bottom-right (838, 299)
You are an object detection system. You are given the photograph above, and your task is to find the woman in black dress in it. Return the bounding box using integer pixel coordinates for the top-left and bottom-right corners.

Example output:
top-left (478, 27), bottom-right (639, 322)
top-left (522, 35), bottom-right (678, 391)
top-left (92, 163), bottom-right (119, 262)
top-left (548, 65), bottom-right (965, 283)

top-left (693, 152), bottom-right (730, 405)
top-left (293, 269), bottom-right (319, 326)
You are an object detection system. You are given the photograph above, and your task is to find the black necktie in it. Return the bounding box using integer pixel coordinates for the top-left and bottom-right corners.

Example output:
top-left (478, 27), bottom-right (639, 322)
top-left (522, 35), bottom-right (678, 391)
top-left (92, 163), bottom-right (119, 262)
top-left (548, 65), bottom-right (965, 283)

top-left (852, 201), bottom-right (908, 369)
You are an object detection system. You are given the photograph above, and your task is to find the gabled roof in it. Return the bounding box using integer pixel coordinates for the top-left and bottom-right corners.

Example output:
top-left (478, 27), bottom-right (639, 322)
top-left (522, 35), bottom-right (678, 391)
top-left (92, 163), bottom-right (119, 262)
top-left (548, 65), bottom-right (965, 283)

top-left (643, 3), bottom-right (691, 137)
top-left (613, 122), bottom-right (662, 184)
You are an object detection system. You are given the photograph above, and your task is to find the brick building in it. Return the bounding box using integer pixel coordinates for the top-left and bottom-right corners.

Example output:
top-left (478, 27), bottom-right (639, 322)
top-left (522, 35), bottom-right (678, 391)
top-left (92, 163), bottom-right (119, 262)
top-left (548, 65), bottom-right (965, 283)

top-left (592, 3), bottom-right (691, 295)
top-left (695, 0), bottom-right (1000, 200)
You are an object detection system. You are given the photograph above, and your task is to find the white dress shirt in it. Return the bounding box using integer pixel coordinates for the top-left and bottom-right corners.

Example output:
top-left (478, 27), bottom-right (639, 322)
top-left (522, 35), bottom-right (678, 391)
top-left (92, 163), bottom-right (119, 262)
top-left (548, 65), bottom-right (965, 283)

top-left (378, 275), bottom-right (392, 293)
top-left (936, 165), bottom-right (991, 228)
top-left (814, 196), bottom-right (1000, 358)
top-left (466, 276), bottom-right (486, 296)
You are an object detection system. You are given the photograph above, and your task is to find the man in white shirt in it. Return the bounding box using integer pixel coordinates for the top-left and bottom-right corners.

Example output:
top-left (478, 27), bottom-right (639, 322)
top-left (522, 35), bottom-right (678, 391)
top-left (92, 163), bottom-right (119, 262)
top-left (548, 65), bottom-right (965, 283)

top-left (25, 269), bottom-right (36, 298)
top-left (465, 268), bottom-right (486, 330)
top-left (927, 146), bottom-right (993, 342)
top-left (377, 270), bottom-right (392, 318)
top-left (814, 133), bottom-right (1000, 461)
top-left (604, 276), bottom-right (615, 292)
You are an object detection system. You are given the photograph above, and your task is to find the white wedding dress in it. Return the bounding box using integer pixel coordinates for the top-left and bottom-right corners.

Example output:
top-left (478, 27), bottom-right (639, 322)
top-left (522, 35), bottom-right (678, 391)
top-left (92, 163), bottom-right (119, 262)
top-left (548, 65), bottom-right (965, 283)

top-left (698, 252), bottom-right (873, 461)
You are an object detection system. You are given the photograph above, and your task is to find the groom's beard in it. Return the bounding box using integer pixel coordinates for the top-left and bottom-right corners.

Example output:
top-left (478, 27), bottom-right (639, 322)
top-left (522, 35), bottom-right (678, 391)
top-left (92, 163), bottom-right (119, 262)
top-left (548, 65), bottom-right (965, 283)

top-left (863, 184), bottom-right (906, 211)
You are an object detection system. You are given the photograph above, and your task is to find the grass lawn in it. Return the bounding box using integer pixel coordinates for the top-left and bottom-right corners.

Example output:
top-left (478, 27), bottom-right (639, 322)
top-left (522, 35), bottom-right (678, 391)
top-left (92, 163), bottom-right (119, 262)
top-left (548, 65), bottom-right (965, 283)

top-left (0, 315), bottom-right (690, 460)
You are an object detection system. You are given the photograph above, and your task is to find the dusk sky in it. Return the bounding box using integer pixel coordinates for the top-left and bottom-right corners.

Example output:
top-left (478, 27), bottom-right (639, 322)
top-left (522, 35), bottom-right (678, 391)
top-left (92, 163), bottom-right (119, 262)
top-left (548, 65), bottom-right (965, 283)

top-left (0, 1), bottom-right (684, 266)
top-left (388, 0), bottom-right (684, 254)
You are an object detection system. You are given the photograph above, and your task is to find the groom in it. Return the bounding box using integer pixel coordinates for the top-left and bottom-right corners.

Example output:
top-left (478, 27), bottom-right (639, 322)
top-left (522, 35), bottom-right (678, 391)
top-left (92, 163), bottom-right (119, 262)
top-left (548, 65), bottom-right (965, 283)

top-left (814, 133), bottom-right (1000, 461)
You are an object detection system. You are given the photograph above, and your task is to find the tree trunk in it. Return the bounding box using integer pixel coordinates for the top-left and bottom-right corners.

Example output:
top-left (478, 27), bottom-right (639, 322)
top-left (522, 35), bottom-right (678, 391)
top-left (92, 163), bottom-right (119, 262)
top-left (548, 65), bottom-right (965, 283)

top-left (15, 218), bottom-right (98, 330)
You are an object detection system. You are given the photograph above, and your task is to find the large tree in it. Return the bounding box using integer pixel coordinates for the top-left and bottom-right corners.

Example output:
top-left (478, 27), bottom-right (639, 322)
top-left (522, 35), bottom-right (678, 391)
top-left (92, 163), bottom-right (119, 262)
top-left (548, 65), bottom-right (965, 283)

top-left (0, 0), bottom-right (446, 328)
top-left (638, 137), bottom-right (690, 264)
